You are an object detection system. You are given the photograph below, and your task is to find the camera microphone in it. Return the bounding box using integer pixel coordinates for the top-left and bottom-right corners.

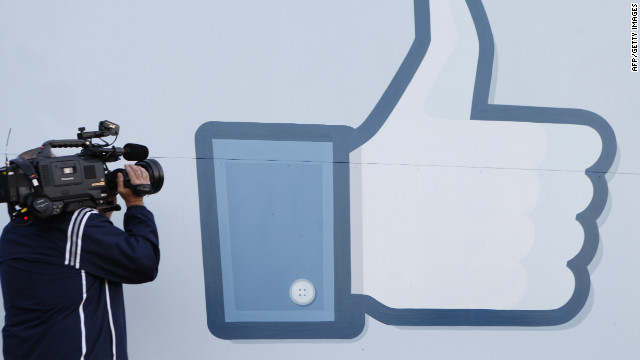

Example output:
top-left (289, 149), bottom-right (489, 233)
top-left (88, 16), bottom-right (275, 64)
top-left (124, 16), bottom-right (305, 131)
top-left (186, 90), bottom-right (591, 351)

top-left (122, 143), bottom-right (149, 161)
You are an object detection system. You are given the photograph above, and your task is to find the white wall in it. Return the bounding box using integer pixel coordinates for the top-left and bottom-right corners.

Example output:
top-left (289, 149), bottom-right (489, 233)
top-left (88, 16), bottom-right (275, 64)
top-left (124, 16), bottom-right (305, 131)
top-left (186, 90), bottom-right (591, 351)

top-left (0, 0), bottom-right (637, 358)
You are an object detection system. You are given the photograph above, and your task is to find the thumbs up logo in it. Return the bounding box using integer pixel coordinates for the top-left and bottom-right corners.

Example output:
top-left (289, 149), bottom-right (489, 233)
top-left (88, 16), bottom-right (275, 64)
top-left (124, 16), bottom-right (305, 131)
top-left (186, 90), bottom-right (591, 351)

top-left (195, 0), bottom-right (616, 339)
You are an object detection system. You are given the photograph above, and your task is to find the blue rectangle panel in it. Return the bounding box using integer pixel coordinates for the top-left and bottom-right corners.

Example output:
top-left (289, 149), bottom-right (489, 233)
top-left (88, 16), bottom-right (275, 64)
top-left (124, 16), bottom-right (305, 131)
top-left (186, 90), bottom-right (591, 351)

top-left (212, 139), bottom-right (335, 322)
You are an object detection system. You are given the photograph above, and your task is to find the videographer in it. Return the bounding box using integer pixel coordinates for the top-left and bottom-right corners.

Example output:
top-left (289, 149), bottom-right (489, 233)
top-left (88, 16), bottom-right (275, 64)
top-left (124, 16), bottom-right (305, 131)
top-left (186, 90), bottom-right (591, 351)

top-left (0, 159), bottom-right (160, 359)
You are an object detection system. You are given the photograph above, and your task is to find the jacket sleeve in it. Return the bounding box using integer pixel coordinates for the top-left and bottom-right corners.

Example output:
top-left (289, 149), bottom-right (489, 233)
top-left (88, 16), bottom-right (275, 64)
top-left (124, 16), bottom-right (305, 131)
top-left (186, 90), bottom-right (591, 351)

top-left (69, 206), bottom-right (160, 284)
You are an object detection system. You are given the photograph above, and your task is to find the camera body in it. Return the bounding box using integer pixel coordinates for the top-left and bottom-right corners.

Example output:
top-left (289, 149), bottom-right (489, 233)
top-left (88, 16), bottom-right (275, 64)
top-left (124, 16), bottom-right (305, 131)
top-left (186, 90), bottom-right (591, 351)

top-left (0, 121), bottom-right (163, 221)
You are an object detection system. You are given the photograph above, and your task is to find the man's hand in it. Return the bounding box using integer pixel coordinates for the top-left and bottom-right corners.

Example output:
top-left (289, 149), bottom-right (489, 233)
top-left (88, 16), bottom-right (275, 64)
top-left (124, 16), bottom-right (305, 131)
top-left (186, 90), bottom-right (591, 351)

top-left (118, 164), bottom-right (150, 208)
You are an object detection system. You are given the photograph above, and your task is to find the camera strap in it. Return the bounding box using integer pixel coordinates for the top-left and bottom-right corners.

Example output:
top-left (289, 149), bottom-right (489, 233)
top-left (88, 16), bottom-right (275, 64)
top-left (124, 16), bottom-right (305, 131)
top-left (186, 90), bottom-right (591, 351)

top-left (9, 157), bottom-right (43, 194)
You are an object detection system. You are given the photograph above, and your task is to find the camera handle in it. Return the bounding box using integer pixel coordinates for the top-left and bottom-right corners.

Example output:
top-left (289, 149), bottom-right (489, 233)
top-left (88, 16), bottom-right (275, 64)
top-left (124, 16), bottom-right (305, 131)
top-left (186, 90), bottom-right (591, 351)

top-left (40, 139), bottom-right (85, 153)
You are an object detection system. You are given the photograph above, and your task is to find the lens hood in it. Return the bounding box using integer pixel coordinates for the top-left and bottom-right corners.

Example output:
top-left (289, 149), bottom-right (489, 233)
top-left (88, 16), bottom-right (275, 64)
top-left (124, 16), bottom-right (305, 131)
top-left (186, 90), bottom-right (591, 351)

top-left (135, 159), bottom-right (164, 195)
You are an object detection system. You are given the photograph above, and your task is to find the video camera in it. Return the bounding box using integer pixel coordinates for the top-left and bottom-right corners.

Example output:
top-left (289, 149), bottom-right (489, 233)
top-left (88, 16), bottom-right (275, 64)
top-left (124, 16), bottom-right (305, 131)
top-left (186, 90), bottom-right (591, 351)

top-left (0, 121), bottom-right (164, 221)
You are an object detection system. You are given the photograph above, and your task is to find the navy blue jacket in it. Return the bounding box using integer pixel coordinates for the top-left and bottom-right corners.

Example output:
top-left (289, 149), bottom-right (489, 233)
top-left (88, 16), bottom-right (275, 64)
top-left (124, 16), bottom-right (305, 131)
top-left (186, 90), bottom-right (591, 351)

top-left (0, 206), bottom-right (160, 360)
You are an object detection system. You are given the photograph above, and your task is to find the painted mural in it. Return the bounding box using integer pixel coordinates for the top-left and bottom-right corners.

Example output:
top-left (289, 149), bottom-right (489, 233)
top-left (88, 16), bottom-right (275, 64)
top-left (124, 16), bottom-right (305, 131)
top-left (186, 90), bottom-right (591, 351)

top-left (1, 0), bottom-right (637, 358)
top-left (194, 0), bottom-right (616, 339)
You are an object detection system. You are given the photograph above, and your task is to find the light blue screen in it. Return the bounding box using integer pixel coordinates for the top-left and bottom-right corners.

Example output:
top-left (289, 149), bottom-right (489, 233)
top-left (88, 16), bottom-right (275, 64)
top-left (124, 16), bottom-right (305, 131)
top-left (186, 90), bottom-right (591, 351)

top-left (212, 139), bottom-right (335, 322)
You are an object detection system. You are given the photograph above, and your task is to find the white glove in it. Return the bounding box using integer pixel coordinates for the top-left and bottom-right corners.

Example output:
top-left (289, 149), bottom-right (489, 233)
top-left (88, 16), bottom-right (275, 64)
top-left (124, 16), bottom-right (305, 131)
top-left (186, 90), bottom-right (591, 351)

top-left (350, 0), bottom-right (615, 316)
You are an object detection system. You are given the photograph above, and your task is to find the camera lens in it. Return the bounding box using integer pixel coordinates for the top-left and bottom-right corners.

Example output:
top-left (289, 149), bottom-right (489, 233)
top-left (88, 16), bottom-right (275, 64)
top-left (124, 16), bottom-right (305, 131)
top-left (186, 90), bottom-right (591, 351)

top-left (134, 159), bottom-right (164, 195)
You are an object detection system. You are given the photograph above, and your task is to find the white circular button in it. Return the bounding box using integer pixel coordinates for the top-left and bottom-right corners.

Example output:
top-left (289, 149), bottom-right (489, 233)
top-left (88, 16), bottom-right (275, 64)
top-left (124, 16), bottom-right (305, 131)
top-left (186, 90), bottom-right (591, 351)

top-left (289, 279), bottom-right (316, 306)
